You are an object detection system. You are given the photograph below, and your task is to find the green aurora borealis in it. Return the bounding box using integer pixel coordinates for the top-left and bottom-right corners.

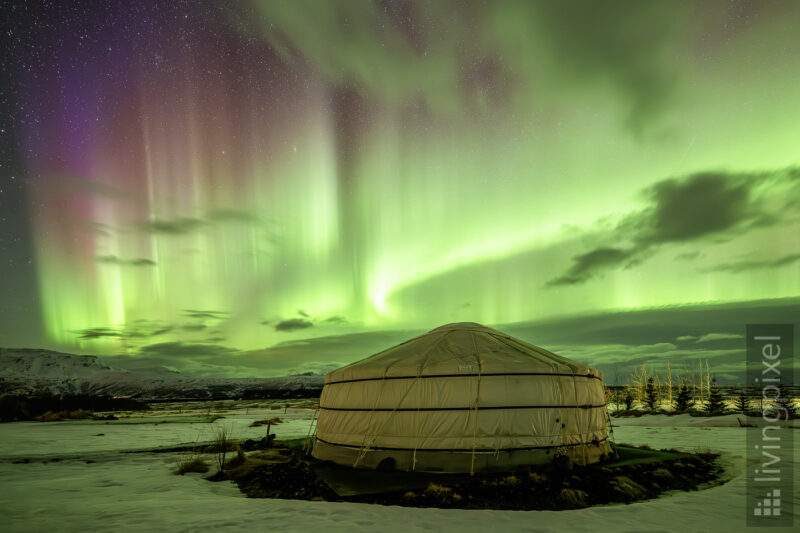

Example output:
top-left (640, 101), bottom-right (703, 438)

top-left (2, 1), bottom-right (800, 378)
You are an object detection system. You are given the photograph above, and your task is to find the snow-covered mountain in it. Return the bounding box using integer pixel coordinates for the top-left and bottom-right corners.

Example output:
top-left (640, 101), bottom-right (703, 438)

top-left (0, 348), bottom-right (323, 400)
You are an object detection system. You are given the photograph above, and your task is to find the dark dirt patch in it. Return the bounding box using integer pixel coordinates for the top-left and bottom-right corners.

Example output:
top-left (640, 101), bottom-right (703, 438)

top-left (212, 441), bottom-right (724, 511)
top-left (354, 452), bottom-right (722, 510)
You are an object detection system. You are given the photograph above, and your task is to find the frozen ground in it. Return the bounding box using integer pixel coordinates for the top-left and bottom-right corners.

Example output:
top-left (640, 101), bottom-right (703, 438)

top-left (1, 402), bottom-right (797, 533)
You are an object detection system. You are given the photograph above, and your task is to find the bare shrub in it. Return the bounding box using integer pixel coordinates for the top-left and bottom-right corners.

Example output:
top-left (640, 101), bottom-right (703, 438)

top-left (211, 425), bottom-right (236, 473)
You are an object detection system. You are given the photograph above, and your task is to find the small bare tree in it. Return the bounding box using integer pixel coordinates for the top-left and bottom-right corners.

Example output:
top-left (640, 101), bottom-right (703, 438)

top-left (665, 361), bottom-right (673, 406)
top-left (630, 365), bottom-right (648, 403)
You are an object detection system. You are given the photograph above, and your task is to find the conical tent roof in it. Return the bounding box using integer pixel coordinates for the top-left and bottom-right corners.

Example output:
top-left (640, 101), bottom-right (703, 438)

top-left (326, 322), bottom-right (602, 384)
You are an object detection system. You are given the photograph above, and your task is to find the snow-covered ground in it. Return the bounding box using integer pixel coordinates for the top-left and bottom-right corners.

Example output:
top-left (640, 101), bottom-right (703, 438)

top-left (1, 405), bottom-right (797, 533)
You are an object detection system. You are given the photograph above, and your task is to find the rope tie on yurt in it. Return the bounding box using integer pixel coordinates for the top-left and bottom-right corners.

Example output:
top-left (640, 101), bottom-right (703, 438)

top-left (492, 373), bottom-right (507, 460)
top-left (410, 332), bottom-right (439, 471)
top-left (492, 426), bottom-right (501, 460)
top-left (470, 334), bottom-right (483, 476)
top-left (354, 369), bottom-right (425, 468)
top-left (355, 349), bottom-right (420, 467)
top-left (356, 333), bottom-right (443, 470)
top-left (354, 372), bottom-right (388, 468)
top-left (357, 374), bottom-right (422, 467)
top-left (550, 364), bottom-right (564, 458)
top-left (412, 368), bottom-right (422, 471)
top-left (412, 402), bottom-right (420, 471)
top-left (572, 374), bottom-right (588, 465)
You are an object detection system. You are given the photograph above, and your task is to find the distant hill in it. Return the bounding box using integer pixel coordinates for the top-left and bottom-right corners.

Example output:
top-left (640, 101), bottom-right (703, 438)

top-left (0, 348), bottom-right (323, 400)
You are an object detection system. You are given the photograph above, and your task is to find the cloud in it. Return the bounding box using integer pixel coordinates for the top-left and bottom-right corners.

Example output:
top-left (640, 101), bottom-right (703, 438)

top-left (74, 320), bottom-right (202, 344)
top-left (323, 315), bottom-right (348, 325)
top-left (497, 297), bottom-right (800, 382)
top-left (96, 255), bottom-right (156, 267)
top-left (206, 209), bottom-right (259, 223)
top-left (274, 318), bottom-right (314, 332)
top-left (142, 218), bottom-right (206, 235)
top-left (180, 324), bottom-right (207, 331)
top-left (548, 168), bottom-right (796, 286)
top-left (182, 310), bottom-right (229, 320)
top-left (500, 297), bottom-right (800, 349)
top-left (74, 318), bottom-right (196, 342)
top-left (138, 342), bottom-right (236, 358)
top-left (139, 209), bottom-right (261, 236)
top-left (521, 0), bottom-right (684, 134)
top-left (638, 172), bottom-right (752, 245)
top-left (257, 299), bottom-right (795, 383)
top-left (87, 298), bottom-right (799, 381)
top-left (547, 247), bottom-right (639, 286)
top-left (112, 329), bottom-right (419, 378)
top-left (247, 1), bottom-right (685, 131)
top-left (90, 222), bottom-right (113, 237)
top-left (695, 333), bottom-right (744, 343)
top-left (76, 327), bottom-right (121, 339)
top-left (704, 253), bottom-right (800, 274)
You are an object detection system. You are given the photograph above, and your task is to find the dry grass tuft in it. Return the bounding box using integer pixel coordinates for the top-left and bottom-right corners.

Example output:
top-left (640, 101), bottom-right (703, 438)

top-left (246, 449), bottom-right (293, 463)
top-left (175, 456), bottom-right (209, 475)
top-left (223, 456), bottom-right (274, 480)
top-left (528, 472), bottom-right (548, 484)
top-left (35, 409), bottom-right (95, 421)
top-left (223, 446), bottom-right (246, 470)
top-left (249, 417), bottom-right (284, 428)
top-left (652, 468), bottom-right (674, 481)
top-left (558, 488), bottom-right (589, 508)
top-left (608, 475), bottom-right (648, 501)
top-left (424, 482), bottom-right (453, 495)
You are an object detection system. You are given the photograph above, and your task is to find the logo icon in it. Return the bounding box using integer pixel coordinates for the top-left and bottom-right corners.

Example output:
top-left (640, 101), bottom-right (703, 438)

top-left (753, 489), bottom-right (781, 517)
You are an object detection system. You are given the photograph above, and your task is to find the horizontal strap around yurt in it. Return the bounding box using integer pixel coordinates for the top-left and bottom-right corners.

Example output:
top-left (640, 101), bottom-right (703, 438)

top-left (318, 403), bottom-right (607, 411)
top-left (325, 371), bottom-right (602, 385)
top-left (315, 435), bottom-right (609, 452)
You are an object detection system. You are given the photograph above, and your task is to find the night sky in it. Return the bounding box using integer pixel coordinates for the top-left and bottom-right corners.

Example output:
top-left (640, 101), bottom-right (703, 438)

top-left (1, 1), bottom-right (799, 380)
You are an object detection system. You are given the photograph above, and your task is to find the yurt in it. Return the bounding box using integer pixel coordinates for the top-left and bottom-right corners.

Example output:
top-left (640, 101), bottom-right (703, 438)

top-left (312, 322), bottom-right (612, 473)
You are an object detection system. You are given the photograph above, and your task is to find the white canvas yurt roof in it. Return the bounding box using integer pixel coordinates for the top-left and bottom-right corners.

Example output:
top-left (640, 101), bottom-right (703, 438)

top-left (312, 322), bottom-right (611, 473)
